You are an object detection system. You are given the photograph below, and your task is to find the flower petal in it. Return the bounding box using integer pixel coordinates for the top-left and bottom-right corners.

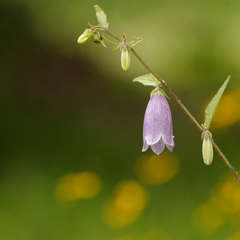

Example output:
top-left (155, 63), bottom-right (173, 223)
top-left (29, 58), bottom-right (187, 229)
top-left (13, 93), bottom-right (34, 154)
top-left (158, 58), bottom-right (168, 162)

top-left (158, 94), bottom-right (174, 147)
top-left (151, 138), bottom-right (165, 155)
top-left (143, 92), bottom-right (163, 145)
top-left (166, 141), bottom-right (175, 151)
top-left (142, 139), bottom-right (149, 152)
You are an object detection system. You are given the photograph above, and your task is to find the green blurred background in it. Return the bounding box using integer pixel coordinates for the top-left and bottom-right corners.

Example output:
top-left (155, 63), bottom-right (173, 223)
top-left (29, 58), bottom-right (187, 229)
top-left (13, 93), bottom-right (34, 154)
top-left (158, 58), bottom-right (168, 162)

top-left (1, 0), bottom-right (240, 239)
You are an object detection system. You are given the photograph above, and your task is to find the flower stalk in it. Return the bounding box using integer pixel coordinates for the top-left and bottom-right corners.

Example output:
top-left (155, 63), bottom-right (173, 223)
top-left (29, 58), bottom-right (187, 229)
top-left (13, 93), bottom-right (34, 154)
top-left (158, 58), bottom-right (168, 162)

top-left (83, 23), bottom-right (240, 183)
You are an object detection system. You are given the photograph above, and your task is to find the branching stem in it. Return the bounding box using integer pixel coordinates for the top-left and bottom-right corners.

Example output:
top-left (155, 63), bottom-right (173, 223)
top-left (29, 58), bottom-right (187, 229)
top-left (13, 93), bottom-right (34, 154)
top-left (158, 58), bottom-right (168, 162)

top-left (94, 26), bottom-right (240, 183)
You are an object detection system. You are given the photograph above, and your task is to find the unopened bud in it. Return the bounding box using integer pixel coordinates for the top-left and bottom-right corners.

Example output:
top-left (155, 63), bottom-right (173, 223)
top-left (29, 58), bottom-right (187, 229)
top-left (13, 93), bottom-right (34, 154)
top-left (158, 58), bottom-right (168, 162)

top-left (121, 44), bottom-right (130, 71)
top-left (77, 29), bottom-right (92, 44)
top-left (91, 31), bottom-right (102, 43)
top-left (202, 130), bottom-right (213, 165)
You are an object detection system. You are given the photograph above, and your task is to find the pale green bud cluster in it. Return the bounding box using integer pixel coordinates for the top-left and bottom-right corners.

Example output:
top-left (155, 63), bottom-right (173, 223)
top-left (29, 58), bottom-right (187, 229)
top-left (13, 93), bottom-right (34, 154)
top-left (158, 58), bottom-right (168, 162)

top-left (202, 130), bottom-right (213, 165)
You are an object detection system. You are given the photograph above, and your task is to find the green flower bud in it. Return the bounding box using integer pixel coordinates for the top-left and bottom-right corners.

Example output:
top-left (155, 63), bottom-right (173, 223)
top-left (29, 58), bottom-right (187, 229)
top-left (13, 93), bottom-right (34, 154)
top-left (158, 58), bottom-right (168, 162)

top-left (77, 29), bottom-right (93, 44)
top-left (202, 130), bottom-right (213, 165)
top-left (121, 44), bottom-right (130, 71)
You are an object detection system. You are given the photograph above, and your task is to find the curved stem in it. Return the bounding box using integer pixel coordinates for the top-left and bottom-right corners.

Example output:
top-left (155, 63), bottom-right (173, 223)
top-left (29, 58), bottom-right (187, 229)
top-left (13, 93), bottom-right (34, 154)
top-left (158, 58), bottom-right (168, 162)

top-left (95, 26), bottom-right (240, 183)
top-left (95, 26), bottom-right (202, 130)
top-left (95, 26), bottom-right (121, 41)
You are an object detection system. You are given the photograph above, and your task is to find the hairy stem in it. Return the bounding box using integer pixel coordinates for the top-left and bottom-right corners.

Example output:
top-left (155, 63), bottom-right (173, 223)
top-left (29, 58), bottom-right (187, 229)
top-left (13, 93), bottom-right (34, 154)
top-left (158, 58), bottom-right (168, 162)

top-left (95, 26), bottom-right (240, 183)
top-left (212, 140), bottom-right (240, 181)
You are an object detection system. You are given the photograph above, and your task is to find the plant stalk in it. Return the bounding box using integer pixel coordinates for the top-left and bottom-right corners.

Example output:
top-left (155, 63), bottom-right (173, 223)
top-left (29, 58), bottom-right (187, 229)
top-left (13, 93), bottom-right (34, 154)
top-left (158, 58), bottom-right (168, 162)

top-left (94, 26), bottom-right (240, 183)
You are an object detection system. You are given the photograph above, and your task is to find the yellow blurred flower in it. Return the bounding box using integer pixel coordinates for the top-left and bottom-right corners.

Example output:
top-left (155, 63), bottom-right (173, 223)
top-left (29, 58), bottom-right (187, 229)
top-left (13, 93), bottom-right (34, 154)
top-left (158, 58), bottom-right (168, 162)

top-left (203, 89), bottom-right (240, 129)
top-left (226, 231), bottom-right (240, 240)
top-left (217, 175), bottom-right (240, 213)
top-left (112, 228), bottom-right (171, 240)
top-left (193, 173), bottom-right (240, 234)
top-left (112, 234), bottom-right (136, 240)
top-left (140, 228), bottom-right (172, 240)
top-left (102, 180), bottom-right (148, 228)
top-left (55, 171), bottom-right (101, 206)
top-left (135, 152), bottom-right (179, 185)
top-left (193, 197), bottom-right (226, 234)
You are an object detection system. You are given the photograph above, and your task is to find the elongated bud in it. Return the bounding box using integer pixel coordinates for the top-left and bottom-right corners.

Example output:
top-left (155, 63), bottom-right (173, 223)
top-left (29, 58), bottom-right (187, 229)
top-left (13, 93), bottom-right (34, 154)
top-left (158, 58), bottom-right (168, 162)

top-left (120, 33), bottom-right (130, 71)
top-left (202, 130), bottom-right (213, 165)
top-left (77, 29), bottom-right (93, 44)
top-left (121, 44), bottom-right (130, 71)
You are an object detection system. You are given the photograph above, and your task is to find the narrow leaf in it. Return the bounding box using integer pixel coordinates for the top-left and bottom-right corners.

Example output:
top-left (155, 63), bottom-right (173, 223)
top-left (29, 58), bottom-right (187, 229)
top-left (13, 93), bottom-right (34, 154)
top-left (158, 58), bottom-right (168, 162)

top-left (130, 37), bottom-right (143, 47)
top-left (101, 34), bottom-right (114, 44)
top-left (133, 73), bottom-right (159, 87)
top-left (94, 5), bottom-right (109, 29)
top-left (203, 76), bottom-right (230, 129)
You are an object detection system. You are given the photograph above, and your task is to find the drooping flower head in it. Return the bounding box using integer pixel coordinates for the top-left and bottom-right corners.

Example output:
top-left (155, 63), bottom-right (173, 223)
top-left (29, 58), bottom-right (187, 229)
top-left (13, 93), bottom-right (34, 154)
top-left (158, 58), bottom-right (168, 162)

top-left (142, 89), bottom-right (175, 155)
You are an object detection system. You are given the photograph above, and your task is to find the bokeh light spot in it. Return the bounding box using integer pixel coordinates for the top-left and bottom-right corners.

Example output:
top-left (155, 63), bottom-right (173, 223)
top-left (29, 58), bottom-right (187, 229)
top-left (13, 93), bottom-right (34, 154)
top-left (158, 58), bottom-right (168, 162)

top-left (55, 171), bottom-right (101, 206)
top-left (226, 231), bottom-right (240, 240)
top-left (112, 234), bottom-right (136, 240)
top-left (103, 180), bottom-right (148, 228)
top-left (193, 198), bottom-right (226, 234)
top-left (112, 228), bottom-right (171, 240)
top-left (135, 152), bottom-right (179, 185)
top-left (193, 173), bottom-right (240, 234)
top-left (207, 89), bottom-right (240, 129)
top-left (217, 175), bottom-right (240, 213)
top-left (140, 228), bottom-right (171, 240)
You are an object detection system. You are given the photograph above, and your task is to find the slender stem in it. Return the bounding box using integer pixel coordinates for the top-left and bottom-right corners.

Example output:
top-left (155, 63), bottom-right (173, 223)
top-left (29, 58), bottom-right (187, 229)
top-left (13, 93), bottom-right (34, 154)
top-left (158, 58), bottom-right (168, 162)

top-left (94, 26), bottom-right (240, 183)
top-left (95, 26), bottom-right (121, 41)
top-left (95, 26), bottom-right (203, 130)
top-left (212, 140), bottom-right (240, 181)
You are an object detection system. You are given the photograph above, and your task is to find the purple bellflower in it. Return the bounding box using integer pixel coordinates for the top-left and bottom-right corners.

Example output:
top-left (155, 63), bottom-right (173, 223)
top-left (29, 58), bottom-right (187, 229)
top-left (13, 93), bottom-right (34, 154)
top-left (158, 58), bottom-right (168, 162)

top-left (142, 90), bottom-right (175, 155)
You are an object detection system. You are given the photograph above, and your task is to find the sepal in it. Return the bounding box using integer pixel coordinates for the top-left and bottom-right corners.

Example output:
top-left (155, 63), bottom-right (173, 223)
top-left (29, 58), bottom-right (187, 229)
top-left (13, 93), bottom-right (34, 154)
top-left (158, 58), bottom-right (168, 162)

top-left (113, 42), bottom-right (121, 51)
top-left (130, 37), bottom-right (143, 47)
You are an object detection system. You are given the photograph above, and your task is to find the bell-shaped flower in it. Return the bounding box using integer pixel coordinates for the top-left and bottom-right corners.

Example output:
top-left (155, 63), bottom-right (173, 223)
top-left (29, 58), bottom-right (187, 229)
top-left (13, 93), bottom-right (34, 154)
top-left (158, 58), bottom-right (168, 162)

top-left (142, 90), bottom-right (175, 155)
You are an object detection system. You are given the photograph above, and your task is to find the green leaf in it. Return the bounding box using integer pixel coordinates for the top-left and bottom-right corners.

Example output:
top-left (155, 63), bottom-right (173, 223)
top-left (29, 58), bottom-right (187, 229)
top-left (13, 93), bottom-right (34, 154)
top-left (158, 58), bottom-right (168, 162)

top-left (94, 5), bottom-right (109, 29)
top-left (130, 37), bottom-right (143, 47)
top-left (203, 76), bottom-right (230, 129)
top-left (133, 73), bottom-right (159, 87)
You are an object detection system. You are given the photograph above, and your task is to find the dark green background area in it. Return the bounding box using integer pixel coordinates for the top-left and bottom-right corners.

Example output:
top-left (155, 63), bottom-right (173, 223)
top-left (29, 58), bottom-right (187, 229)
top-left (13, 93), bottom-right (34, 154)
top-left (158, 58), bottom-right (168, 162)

top-left (1, 0), bottom-right (240, 239)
